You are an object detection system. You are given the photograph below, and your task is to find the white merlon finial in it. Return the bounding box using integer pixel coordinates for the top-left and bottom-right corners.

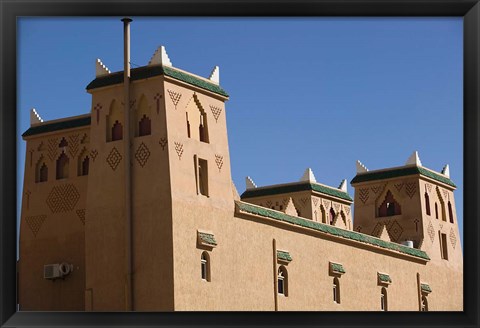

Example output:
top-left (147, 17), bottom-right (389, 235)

top-left (338, 179), bottom-right (347, 192)
top-left (246, 176), bottom-right (257, 190)
top-left (95, 58), bottom-right (111, 77)
top-left (148, 45), bottom-right (172, 67)
top-left (442, 164), bottom-right (450, 178)
top-left (30, 108), bottom-right (43, 125)
top-left (300, 168), bottom-right (316, 183)
top-left (208, 66), bottom-right (220, 84)
top-left (405, 151), bottom-right (422, 166)
top-left (356, 160), bottom-right (369, 173)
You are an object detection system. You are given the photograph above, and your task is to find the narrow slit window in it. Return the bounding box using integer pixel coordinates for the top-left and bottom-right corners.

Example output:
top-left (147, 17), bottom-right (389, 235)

top-left (329, 208), bottom-right (335, 225)
top-left (201, 251), bottom-right (210, 282)
top-left (198, 158), bottom-right (209, 197)
top-left (333, 277), bottom-right (340, 304)
top-left (79, 156), bottom-right (89, 176)
top-left (381, 287), bottom-right (388, 311)
top-left (435, 202), bottom-right (439, 219)
top-left (56, 152), bottom-right (69, 180)
top-left (440, 232), bottom-right (449, 260)
top-left (448, 202), bottom-right (454, 223)
top-left (425, 192), bottom-right (431, 215)
top-left (186, 113), bottom-right (191, 138)
top-left (421, 296), bottom-right (428, 311)
top-left (277, 266), bottom-right (288, 296)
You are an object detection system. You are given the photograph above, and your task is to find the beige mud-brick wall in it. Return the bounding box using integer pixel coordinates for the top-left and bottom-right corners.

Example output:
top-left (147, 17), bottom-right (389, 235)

top-left (19, 124), bottom-right (89, 310)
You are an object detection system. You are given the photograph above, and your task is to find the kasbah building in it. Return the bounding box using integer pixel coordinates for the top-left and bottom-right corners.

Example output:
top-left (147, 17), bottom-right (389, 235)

top-left (18, 19), bottom-right (462, 312)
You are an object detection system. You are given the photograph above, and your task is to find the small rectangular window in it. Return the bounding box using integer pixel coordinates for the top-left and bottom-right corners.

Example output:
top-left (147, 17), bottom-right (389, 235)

top-left (440, 233), bottom-right (449, 260)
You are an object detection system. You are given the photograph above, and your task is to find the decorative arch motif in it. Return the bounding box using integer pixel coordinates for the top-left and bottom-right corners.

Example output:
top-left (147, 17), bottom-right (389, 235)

top-left (35, 155), bottom-right (48, 183)
top-left (77, 148), bottom-right (89, 176)
top-left (56, 152), bottom-right (69, 180)
top-left (185, 94), bottom-right (209, 143)
top-left (436, 186), bottom-right (447, 221)
top-left (378, 190), bottom-right (401, 217)
top-left (135, 95), bottom-right (151, 137)
top-left (106, 99), bottom-right (123, 142)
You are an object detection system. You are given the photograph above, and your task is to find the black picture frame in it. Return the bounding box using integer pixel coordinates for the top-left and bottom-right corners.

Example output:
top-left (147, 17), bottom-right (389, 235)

top-left (1, 1), bottom-right (478, 327)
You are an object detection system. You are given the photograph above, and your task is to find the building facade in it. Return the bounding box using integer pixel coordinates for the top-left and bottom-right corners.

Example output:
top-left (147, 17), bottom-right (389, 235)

top-left (18, 39), bottom-right (462, 311)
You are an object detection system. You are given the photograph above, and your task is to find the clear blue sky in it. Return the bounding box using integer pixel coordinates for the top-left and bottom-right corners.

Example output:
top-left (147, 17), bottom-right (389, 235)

top-left (17, 17), bottom-right (463, 248)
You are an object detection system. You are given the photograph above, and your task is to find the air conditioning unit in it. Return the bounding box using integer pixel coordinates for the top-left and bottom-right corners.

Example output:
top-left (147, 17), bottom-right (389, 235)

top-left (44, 262), bottom-right (73, 280)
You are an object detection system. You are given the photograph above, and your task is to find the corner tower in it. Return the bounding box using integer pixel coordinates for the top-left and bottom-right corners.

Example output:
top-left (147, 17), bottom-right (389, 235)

top-left (84, 38), bottom-right (230, 310)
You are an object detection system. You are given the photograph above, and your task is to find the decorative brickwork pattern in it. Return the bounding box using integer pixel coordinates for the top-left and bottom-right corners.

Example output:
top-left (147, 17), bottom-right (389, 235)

top-left (283, 198), bottom-right (290, 207)
top-left (159, 137), bottom-right (168, 150)
top-left (442, 189), bottom-right (448, 201)
top-left (210, 105), bottom-right (222, 123)
top-left (359, 188), bottom-right (369, 204)
top-left (37, 141), bottom-right (45, 151)
top-left (333, 203), bottom-right (340, 212)
top-left (47, 138), bottom-right (58, 161)
top-left (46, 184), bottom-right (80, 213)
top-left (312, 197), bottom-right (319, 207)
top-left (135, 142), bottom-right (150, 167)
top-left (24, 190), bottom-right (31, 210)
top-left (426, 183), bottom-right (432, 193)
top-left (414, 218), bottom-right (420, 232)
top-left (106, 147), bottom-right (122, 171)
top-left (174, 142), bottom-right (184, 160)
top-left (266, 200), bottom-right (273, 208)
top-left (215, 155), bottom-right (223, 172)
top-left (394, 182), bottom-right (404, 192)
top-left (343, 206), bottom-right (351, 216)
top-left (386, 220), bottom-right (403, 242)
top-left (154, 93), bottom-right (162, 114)
top-left (449, 228), bottom-right (456, 249)
top-left (167, 90), bottom-right (182, 109)
top-left (405, 182), bottom-right (417, 198)
top-left (371, 223), bottom-right (383, 237)
top-left (355, 225), bottom-right (362, 232)
top-left (76, 209), bottom-right (86, 225)
top-left (25, 215), bottom-right (47, 237)
top-left (300, 197), bottom-right (309, 207)
top-left (90, 149), bottom-right (98, 162)
top-left (323, 199), bottom-right (330, 209)
top-left (427, 221), bottom-right (435, 243)
top-left (371, 185), bottom-right (382, 194)
top-left (68, 134), bottom-right (80, 158)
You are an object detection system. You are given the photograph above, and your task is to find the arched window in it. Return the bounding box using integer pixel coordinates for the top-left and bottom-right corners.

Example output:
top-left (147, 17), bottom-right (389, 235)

top-left (333, 277), bottom-right (340, 303)
top-left (435, 202), bottom-right (439, 219)
top-left (321, 206), bottom-right (326, 224)
top-left (186, 113), bottom-right (191, 138)
top-left (79, 156), bottom-right (89, 176)
top-left (138, 115), bottom-right (151, 136)
top-left (329, 208), bottom-right (335, 225)
top-left (112, 120), bottom-right (123, 141)
top-left (278, 266), bottom-right (288, 296)
top-left (201, 251), bottom-right (210, 282)
top-left (425, 192), bottom-right (431, 215)
top-left (56, 152), bottom-right (69, 179)
top-left (35, 156), bottom-right (48, 183)
top-left (58, 137), bottom-right (68, 148)
top-left (448, 202), bottom-right (454, 223)
top-left (199, 111), bottom-right (209, 143)
top-left (381, 287), bottom-right (388, 311)
top-left (378, 190), bottom-right (401, 217)
top-left (421, 295), bottom-right (428, 311)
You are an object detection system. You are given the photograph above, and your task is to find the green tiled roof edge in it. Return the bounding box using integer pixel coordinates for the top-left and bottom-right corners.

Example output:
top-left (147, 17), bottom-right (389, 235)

top-left (199, 232), bottom-right (217, 246)
top-left (241, 182), bottom-right (352, 202)
top-left (22, 116), bottom-right (91, 137)
top-left (351, 166), bottom-right (456, 188)
top-left (236, 201), bottom-right (430, 261)
top-left (378, 273), bottom-right (392, 283)
top-left (421, 283), bottom-right (432, 293)
top-left (331, 263), bottom-right (345, 273)
top-left (86, 65), bottom-right (229, 97)
top-left (277, 250), bottom-right (292, 261)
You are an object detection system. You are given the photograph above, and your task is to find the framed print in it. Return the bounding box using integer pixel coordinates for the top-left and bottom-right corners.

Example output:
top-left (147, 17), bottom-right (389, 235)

top-left (1, 1), bottom-right (479, 327)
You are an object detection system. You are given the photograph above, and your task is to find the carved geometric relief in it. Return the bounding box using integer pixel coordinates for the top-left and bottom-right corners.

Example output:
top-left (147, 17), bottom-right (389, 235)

top-left (371, 223), bottom-right (383, 237)
top-left (449, 228), bottom-right (457, 249)
top-left (355, 225), bottom-right (363, 232)
top-left (394, 183), bottom-right (404, 192)
top-left (371, 185), bottom-right (382, 194)
top-left (323, 199), bottom-right (331, 209)
top-left (135, 142), bottom-right (150, 167)
top-left (159, 137), bottom-right (168, 150)
top-left (266, 200), bottom-right (273, 208)
top-left (106, 147), bottom-right (122, 171)
top-left (359, 188), bottom-right (369, 204)
top-left (90, 149), bottom-right (98, 162)
top-left (425, 183), bottom-right (432, 193)
top-left (405, 182), bottom-right (417, 198)
top-left (427, 221), bottom-right (435, 243)
top-left (210, 105), bottom-right (222, 122)
top-left (333, 203), bottom-right (340, 212)
top-left (167, 90), bottom-right (182, 109)
top-left (68, 134), bottom-right (80, 158)
top-left (76, 209), bottom-right (86, 225)
top-left (312, 197), bottom-right (319, 208)
top-left (300, 197), bottom-right (309, 208)
top-left (386, 220), bottom-right (403, 242)
top-left (46, 184), bottom-right (80, 213)
top-left (47, 138), bottom-right (58, 161)
top-left (343, 206), bottom-right (351, 216)
top-left (442, 189), bottom-right (448, 201)
top-left (25, 215), bottom-right (47, 237)
top-left (174, 142), bottom-right (184, 160)
top-left (282, 198), bottom-right (290, 207)
top-left (215, 155), bottom-right (224, 172)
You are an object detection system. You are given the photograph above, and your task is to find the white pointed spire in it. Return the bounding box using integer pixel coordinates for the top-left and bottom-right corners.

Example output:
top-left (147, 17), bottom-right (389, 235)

top-left (441, 164), bottom-right (450, 178)
top-left (208, 66), bottom-right (220, 84)
top-left (338, 179), bottom-right (347, 192)
top-left (245, 176), bottom-right (257, 190)
top-left (356, 160), bottom-right (369, 173)
top-left (30, 108), bottom-right (43, 125)
top-left (95, 58), bottom-right (111, 77)
top-left (405, 151), bottom-right (422, 166)
top-left (300, 168), bottom-right (316, 183)
top-left (148, 45), bottom-right (172, 66)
